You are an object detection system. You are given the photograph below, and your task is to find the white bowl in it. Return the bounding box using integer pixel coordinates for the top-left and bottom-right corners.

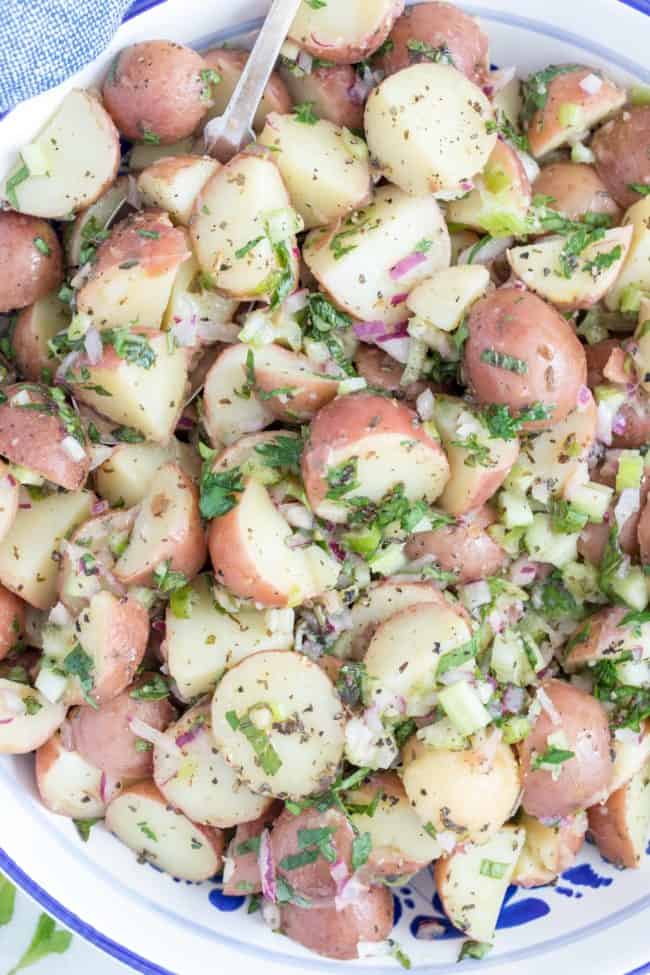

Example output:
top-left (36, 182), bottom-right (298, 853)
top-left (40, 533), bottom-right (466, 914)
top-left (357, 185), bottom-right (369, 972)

top-left (1, 1), bottom-right (650, 972)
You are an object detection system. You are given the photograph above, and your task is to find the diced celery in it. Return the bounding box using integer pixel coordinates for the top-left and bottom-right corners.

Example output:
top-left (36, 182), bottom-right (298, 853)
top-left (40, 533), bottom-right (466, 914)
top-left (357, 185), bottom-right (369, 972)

top-left (368, 543), bottom-right (407, 577)
top-left (416, 717), bottom-right (468, 751)
top-left (338, 377), bottom-right (367, 395)
top-left (491, 631), bottom-right (526, 686)
top-left (263, 207), bottom-right (304, 242)
top-left (558, 102), bottom-right (582, 127)
top-left (483, 166), bottom-right (511, 194)
top-left (67, 312), bottom-right (92, 341)
top-left (343, 524), bottom-right (382, 558)
top-left (568, 480), bottom-right (613, 523)
top-left (577, 308), bottom-right (610, 346)
top-left (129, 587), bottom-right (157, 610)
top-left (503, 464), bottom-right (534, 495)
top-left (610, 566), bottom-right (649, 611)
top-left (562, 561), bottom-right (601, 603)
top-left (499, 490), bottom-right (534, 529)
top-left (616, 451), bottom-right (644, 492)
top-left (620, 284), bottom-right (643, 314)
top-left (501, 716), bottom-right (531, 744)
top-left (630, 85), bottom-right (650, 106)
top-left (570, 142), bottom-right (595, 164)
top-left (401, 337), bottom-right (427, 387)
top-left (438, 681), bottom-right (492, 736)
top-left (7, 463), bottom-right (44, 486)
top-left (488, 523), bottom-right (525, 557)
top-left (34, 665), bottom-right (68, 703)
top-left (524, 514), bottom-right (579, 568)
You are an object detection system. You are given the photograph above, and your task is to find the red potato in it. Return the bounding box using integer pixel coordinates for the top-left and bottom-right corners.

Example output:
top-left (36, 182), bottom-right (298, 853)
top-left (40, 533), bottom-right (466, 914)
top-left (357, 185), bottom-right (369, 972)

top-left (57, 507), bottom-right (138, 614)
top-left (70, 674), bottom-right (176, 783)
top-left (379, 1), bottom-right (489, 85)
top-left (211, 429), bottom-right (299, 477)
top-left (202, 343), bottom-right (274, 447)
top-left (0, 213), bottom-right (63, 313)
top-left (524, 66), bottom-right (626, 158)
top-left (114, 462), bottom-right (206, 587)
top-left (446, 136), bottom-right (532, 236)
top-left (288, 0), bottom-right (404, 65)
top-left (278, 63), bottom-right (364, 131)
top-left (564, 606), bottom-right (649, 672)
top-left (249, 344), bottom-right (339, 422)
top-left (640, 495), bottom-right (650, 565)
top-left (102, 41), bottom-right (209, 143)
top-left (354, 345), bottom-right (429, 400)
top-left (208, 478), bottom-right (340, 607)
top-left (0, 586), bottom-right (25, 661)
top-left (0, 461), bottom-right (19, 548)
top-left (271, 806), bottom-right (354, 898)
top-left (611, 723), bottom-right (650, 795)
top-left (0, 679), bottom-right (67, 754)
top-left (35, 731), bottom-right (109, 819)
top-left (579, 511), bottom-right (639, 565)
top-left (0, 384), bottom-right (88, 491)
top-left (105, 780), bottom-right (224, 881)
top-left (592, 105), bottom-right (650, 209)
top-left (464, 287), bottom-right (587, 428)
top-left (532, 162), bottom-right (622, 224)
top-left (513, 811), bottom-right (587, 888)
top-left (279, 885), bottom-right (394, 961)
top-left (301, 393), bottom-right (450, 523)
top-left (518, 679), bottom-right (613, 819)
top-left (13, 292), bottom-right (70, 382)
top-left (588, 763), bottom-right (650, 869)
top-left (405, 506), bottom-right (507, 583)
top-left (64, 591), bottom-right (149, 707)
top-left (77, 209), bottom-right (190, 330)
top-left (136, 155), bottom-right (219, 226)
top-left (585, 341), bottom-right (650, 449)
top-left (222, 804), bottom-right (282, 896)
top-left (202, 49), bottom-right (291, 134)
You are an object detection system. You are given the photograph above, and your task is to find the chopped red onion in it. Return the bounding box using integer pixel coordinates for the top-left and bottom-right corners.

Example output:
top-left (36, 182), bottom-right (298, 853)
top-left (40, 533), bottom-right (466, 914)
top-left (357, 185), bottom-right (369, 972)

top-left (334, 871), bottom-right (369, 911)
top-left (416, 388), bottom-right (435, 421)
top-left (176, 723), bottom-right (204, 748)
top-left (503, 685), bottom-right (525, 714)
top-left (91, 499), bottom-right (109, 516)
top-left (614, 726), bottom-right (642, 745)
top-left (353, 320), bottom-right (390, 341)
top-left (171, 315), bottom-right (198, 348)
top-left (577, 384), bottom-right (592, 409)
top-left (389, 251), bottom-right (427, 280)
top-left (375, 335), bottom-right (411, 364)
top-left (259, 829), bottom-right (277, 903)
top-left (62, 435), bottom-right (87, 462)
top-left (614, 488), bottom-right (641, 529)
top-left (261, 900), bottom-right (281, 931)
top-left (612, 412), bottom-right (627, 436)
top-left (390, 292), bottom-right (409, 306)
top-left (55, 350), bottom-right (82, 382)
top-left (60, 720), bottom-right (75, 751)
top-left (127, 175), bottom-right (142, 210)
top-left (152, 618), bottom-right (166, 635)
top-left (536, 686), bottom-right (561, 725)
top-left (283, 288), bottom-right (309, 317)
top-left (297, 49), bottom-right (313, 74)
top-left (83, 327), bottom-right (103, 365)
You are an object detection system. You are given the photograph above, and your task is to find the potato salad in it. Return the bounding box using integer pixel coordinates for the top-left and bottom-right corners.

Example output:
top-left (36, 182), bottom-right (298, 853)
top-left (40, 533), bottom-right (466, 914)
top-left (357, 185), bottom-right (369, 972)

top-left (1, 0), bottom-right (650, 965)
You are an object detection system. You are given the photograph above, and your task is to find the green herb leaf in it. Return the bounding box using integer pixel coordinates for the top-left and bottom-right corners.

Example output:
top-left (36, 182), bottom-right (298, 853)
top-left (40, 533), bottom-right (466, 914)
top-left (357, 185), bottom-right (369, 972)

top-left (200, 465), bottom-right (245, 519)
top-left (225, 710), bottom-right (282, 776)
top-left (141, 128), bottom-right (160, 145)
top-left (458, 940), bottom-right (492, 962)
top-left (130, 673), bottom-right (170, 701)
top-left (406, 39), bottom-right (454, 65)
top-left (414, 238), bottom-right (433, 253)
top-left (112, 425), bottom-right (145, 443)
top-left (437, 635), bottom-right (480, 679)
top-left (629, 183), bottom-right (650, 196)
top-left (103, 327), bottom-right (156, 369)
top-left (254, 435), bottom-right (303, 476)
top-left (5, 162), bottom-right (30, 209)
top-left (479, 402), bottom-right (552, 440)
top-left (247, 893), bottom-right (262, 913)
top-left (394, 718), bottom-right (417, 750)
top-left (73, 817), bottom-right (101, 842)
top-left (138, 821), bottom-right (158, 841)
top-left (549, 498), bottom-right (589, 534)
top-left (8, 914), bottom-right (73, 974)
top-left (276, 875), bottom-right (311, 907)
top-left (235, 236), bottom-right (265, 259)
top-left (306, 0), bottom-right (327, 7)
top-left (583, 244), bottom-right (622, 276)
top-left (480, 348), bottom-right (528, 374)
top-left (169, 584), bottom-right (194, 619)
top-left (520, 64), bottom-right (583, 123)
top-left (336, 661), bottom-right (367, 709)
top-left (450, 433), bottom-right (496, 468)
top-left (532, 745), bottom-right (575, 770)
top-left (137, 229), bottom-right (160, 240)
top-left (62, 644), bottom-right (96, 709)
top-left (0, 876), bottom-right (16, 926)
top-left (153, 559), bottom-right (188, 594)
top-left (351, 831), bottom-right (372, 870)
top-left (326, 458), bottom-right (359, 500)
top-left (293, 101), bottom-right (318, 124)
top-left (236, 836), bottom-right (261, 857)
top-left (279, 847), bottom-right (320, 870)
top-left (135, 738), bottom-right (153, 752)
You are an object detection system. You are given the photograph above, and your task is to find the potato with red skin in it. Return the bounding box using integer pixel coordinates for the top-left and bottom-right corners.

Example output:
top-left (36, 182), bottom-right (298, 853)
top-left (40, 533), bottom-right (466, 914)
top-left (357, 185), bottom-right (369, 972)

top-left (524, 66), bottom-right (625, 159)
top-left (354, 345), bottom-right (430, 400)
top-left (222, 804), bottom-right (282, 897)
top-left (519, 680), bottom-right (613, 819)
top-left (579, 511), bottom-right (639, 565)
top-left (302, 393), bottom-right (450, 523)
top-left (271, 806), bottom-right (354, 899)
top-left (249, 345), bottom-right (339, 422)
top-left (464, 287), bottom-right (587, 428)
top-left (585, 340), bottom-right (650, 449)
top-left (532, 162), bottom-right (621, 225)
top-left (592, 105), bottom-right (650, 209)
top-left (379, 1), bottom-right (489, 85)
top-left (564, 606), bottom-right (648, 673)
top-left (513, 811), bottom-right (587, 888)
top-left (405, 506), bottom-right (507, 583)
top-left (69, 674), bottom-right (176, 784)
top-left (13, 292), bottom-right (70, 382)
top-left (0, 586), bottom-right (25, 662)
top-left (102, 41), bottom-right (209, 143)
top-left (288, 0), bottom-right (404, 65)
top-left (58, 507), bottom-right (138, 615)
top-left (202, 48), bottom-right (291, 133)
top-left (0, 213), bottom-right (63, 314)
top-left (639, 495), bottom-right (650, 566)
top-left (588, 763), bottom-right (650, 869)
top-left (279, 885), bottom-right (394, 961)
top-left (0, 384), bottom-right (89, 491)
top-left (278, 63), bottom-right (364, 130)
top-left (35, 730), bottom-right (110, 818)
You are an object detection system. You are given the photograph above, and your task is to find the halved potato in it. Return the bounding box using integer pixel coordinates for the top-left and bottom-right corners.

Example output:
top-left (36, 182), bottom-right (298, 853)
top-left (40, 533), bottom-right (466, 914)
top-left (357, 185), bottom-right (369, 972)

top-left (406, 265), bottom-right (490, 333)
top-left (67, 329), bottom-right (189, 443)
top-left (248, 344), bottom-right (339, 422)
top-left (164, 575), bottom-right (293, 700)
top-left (508, 226), bottom-right (632, 310)
top-left (520, 393), bottom-right (598, 502)
top-left (434, 825), bottom-right (525, 942)
top-left (447, 139), bottom-right (532, 237)
top-left (592, 105), bottom-right (650, 210)
top-left (303, 184), bottom-right (450, 327)
top-left (0, 461), bottom-right (21, 547)
top-left (0, 679), bottom-right (66, 754)
top-left (524, 67), bottom-right (626, 159)
top-left (0, 490), bottom-right (94, 609)
top-left (405, 506), bottom-right (507, 584)
top-left (208, 477), bottom-right (339, 607)
top-left (605, 197), bottom-right (650, 311)
top-left (94, 438), bottom-right (200, 509)
top-left (35, 731), bottom-right (106, 819)
top-left (222, 806), bottom-right (282, 895)
top-left (13, 292), bottom-right (70, 382)
top-left (513, 811), bottom-right (586, 887)
top-left (114, 462), bottom-right (206, 587)
top-left (161, 252), bottom-right (238, 338)
top-left (288, 0), bottom-right (403, 64)
top-left (202, 343), bottom-right (274, 447)
top-left (258, 113), bottom-right (372, 230)
top-left (64, 176), bottom-right (130, 267)
top-left (302, 393), bottom-right (450, 523)
top-left (564, 606), bottom-right (650, 672)
top-left (364, 63), bottom-right (496, 196)
top-left (105, 780), bottom-right (224, 881)
top-left (279, 886), bottom-right (394, 961)
top-left (588, 762), bottom-right (650, 869)
top-left (432, 395), bottom-right (519, 516)
top-left (137, 156), bottom-right (219, 226)
top-left (3, 90), bottom-right (120, 218)
top-left (190, 153), bottom-right (299, 302)
top-left (532, 162), bottom-right (621, 225)
top-left (211, 650), bottom-right (346, 798)
top-left (77, 210), bottom-right (190, 330)
top-left (154, 702), bottom-right (272, 827)
top-left (278, 62), bottom-right (364, 131)
top-left (364, 602), bottom-right (473, 716)
top-left (58, 507), bottom-right (137, 614)
top-left (0, 213), bottom-right (64, 314)
top-left (202, 48), bottom-right (291, 134)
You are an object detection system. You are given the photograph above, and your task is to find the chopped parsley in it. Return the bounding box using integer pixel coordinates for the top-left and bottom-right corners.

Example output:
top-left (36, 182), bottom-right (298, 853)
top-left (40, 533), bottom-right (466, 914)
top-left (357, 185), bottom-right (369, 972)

top-left (112, 426), bottom-right (145, 443)
top-left (277, 826), bottom-right (338, 871)
top-left (450, 434), bottom-right (495, 468)
top-left (226, 709), bottom-right (282, 776)
top-left (479, 402), bottom-right (553, 439)
top-left (130, 673), bottom-right (170, 701)
top-left (480, 348), bottom-right (528, 374)
top-left (458, 941), bottom-right (492, 962)
top-left (78, 216), bottom-right (111, 265)
top-left (532, 745), bottom-right (575, 770)
top-left (326, 459), bottom-right (359, 500)
top-left (394, 718), bottom-right (417, 749)
top-left (306, 0), bottom-right (327, 7)
top-left (436, 635), bottom-right (480, 679)
top-left (169, 585), bottom-right (194, 620)
top-left (276, 875), bottom-right (311, 907)
top-left (138, 821), bottom-right (158, 841)
top-left (153, 559), bottom-right (188, 594)
top-left (351, 831), bottom-right (372, 870)
top-left (479, 859), bottom-right (508, 879)
top-left (406, 39), bottom-right (454, 65)
top-left (62, 644), bottom-right (96, 709)
top-left (235, 236), bottom-right (264, 259)
top-left (141, 127), bottom-right (160, 145)
top-left (73, 818), bottom-right (101, 842)
top-left (200, 67), bottom-right (222, 101)
top-left (7, 913), bottom-right (72, 973)
top-left (137, 229), bottom-right (160, 240)
top-left (549, 498), bottom-right (589, 534)
top-left (629, 183), bottom-right (650, 196)
top-left (520, 64), bottom-right (583, 123)
top-left (236, 836), bottom-right (261, 857)
top-left (199, 462), bottom-right (244, 520)
top-left (33, 236), bottom-right (51, 256)
top-left (336, 661), bottom-right (367, 708)
top-left (293, 101), bottom-right (318, 124)
top-left (254, 435), bottom-right (303, 476)
top-left (5, 162), bottom-right (29, 209)
top-left (103, 328), bottom-right (156, 369)
top-left (583, 245), bottom-right (622, 276)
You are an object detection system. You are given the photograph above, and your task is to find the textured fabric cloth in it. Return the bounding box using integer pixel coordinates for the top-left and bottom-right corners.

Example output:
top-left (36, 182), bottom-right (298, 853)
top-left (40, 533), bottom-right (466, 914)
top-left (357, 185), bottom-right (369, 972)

top-left (0, 0), bottom-right (136, 113)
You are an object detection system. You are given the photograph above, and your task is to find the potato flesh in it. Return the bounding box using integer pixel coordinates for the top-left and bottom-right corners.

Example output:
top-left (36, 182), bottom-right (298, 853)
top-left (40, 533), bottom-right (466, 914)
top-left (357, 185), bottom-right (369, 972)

top-left (364, 603), bottom-right (472, 716)
top-left (4, 90), bottom-right (119, 218)
top-left (211, 650), bottom-right (345, 799)
top-left (0, 680), bottom-right (66, 754)
top-left (65, 176), bottom-right (129, 266)
top-left (303, 184), bottom-right (450, 326)
top-left (105, 788), bottom-right (221, 881)
top-left (165, 575), bottom-right (293, 700)
top-left (154, 704), bottom-right (271, 827)
top-left (95, 439), bottom-right (199, 508)
top-left (521, 399), bottom-right (596, 500)
top-left (407, 266), bottom-right (490, 332)
top-left (137, 156), bottom-right (219, 226)
top-left (347, 778), bottom-right (442, 863)
top-left (364, 64), bottom-right (496, 196)
top-left (203, 344), bottom-right (274, 447)
top-left (606, 197), bottom-right (650, 310)
top-left (161, 253), bottom-right (238, 333)
top-left (289, 0), bottom-right (398, 58)
top-left (258, 114), bottom-right (371, 230)
top-left (38, 736), bottom-right (105, 818)
top-left (0, 490), bottom-right (93, 609)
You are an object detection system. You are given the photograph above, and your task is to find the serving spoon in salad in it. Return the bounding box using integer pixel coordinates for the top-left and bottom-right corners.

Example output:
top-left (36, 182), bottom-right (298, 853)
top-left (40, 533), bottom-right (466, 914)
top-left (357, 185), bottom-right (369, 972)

top-left (204, 0), bottom-right (302, 162)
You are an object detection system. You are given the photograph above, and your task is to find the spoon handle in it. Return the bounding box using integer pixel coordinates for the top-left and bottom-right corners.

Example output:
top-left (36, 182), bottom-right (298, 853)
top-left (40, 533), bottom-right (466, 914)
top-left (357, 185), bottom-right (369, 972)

top-left (205, 0), bottom-right (302, 162)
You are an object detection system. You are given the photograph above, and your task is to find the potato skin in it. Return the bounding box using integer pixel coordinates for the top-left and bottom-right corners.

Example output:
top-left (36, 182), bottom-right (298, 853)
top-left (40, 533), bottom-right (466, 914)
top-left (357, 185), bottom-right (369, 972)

top-left (289, 0), bottom-right (404, 65)
top-left (532, 162), bottom-right (621, 224)
top-left (102, 41), bottom-right (209, 143)
top-left (279, 63), bottom-right (364, 130)
top-left (0, 213), bottom-right (63, 313)
top-left (639, 496), bottom-right (650, 566)
top-left (222, 804), bottom-right (282, 896)
top-left (69, 674), bottom-right (176, 783)
top-left (379, 1), bottom-right (489, 85)
top-left (585, 340), bottom-right (650, 449)
top-left (202, 48), bottom-right (291, 133)
top-left (279, 884), bottom-right (394, 960)
top-left (354, 345), bottom-right (429, 401)
top-left (405, 505), bottom-right (507, 583)
top-left (519, 679), bottom-right (613, 819)
top-left (0, 586), bottom-right (25, 661)
top-left (587, 772), bottom-right (649, 869)
top-left (592, 106), bottom-right (650, 209)
top-left (464, 287), bottom-right (587, 428)
top-left (564, 606), bottom-right (643, 672)
top-left (271, 806), bottom-right (354, 898)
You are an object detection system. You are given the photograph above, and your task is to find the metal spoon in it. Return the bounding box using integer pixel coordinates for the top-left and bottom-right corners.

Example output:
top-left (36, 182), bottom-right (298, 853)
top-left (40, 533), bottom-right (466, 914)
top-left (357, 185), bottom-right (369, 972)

top-left (204, 0), bottom-right (302, 162)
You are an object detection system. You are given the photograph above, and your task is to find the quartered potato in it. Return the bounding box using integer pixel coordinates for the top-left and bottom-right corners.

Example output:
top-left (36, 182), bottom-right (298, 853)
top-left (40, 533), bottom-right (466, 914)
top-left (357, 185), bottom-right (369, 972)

top-left (0, 679), bottom-right (66, 754)
top-left (202, 48), bottom-right (291, 134)
top-left (288, 0), bottom-right (404, 64)
top-left (12, 291), bottom-right (70, 380)
top-left (137, 156), bottom-right (219, 227)
top-left (36, 731), bottom-right (108, 819)
top-left (588, 762), bottom-right (650, 869)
